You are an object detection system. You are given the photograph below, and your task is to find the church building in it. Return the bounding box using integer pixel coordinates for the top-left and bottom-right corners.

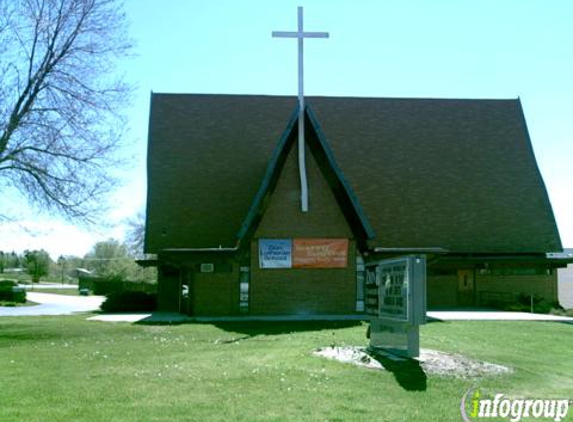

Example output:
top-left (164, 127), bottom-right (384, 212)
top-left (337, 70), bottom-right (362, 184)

top-left (143, 93), bottom-right (566, 316)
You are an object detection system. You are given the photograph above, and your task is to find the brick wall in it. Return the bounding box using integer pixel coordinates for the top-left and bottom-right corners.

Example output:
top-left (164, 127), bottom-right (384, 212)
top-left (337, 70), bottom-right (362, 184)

top-left (250, 144), bottom-right (357, 315)
top-left (255, 144), bottom-right (353, 238)
top-left (156, 252), bottom-right (242, 316)
top-left (426, 272), bottom-right (558, 309)
top-left (427, 275), bottom-right (458, 308)
top-left (476, 273), bottom-right (558, 303)
top-left (192, 269), bottom-right (239, 316)
top-left (250, 241), bottom-right (356, 315)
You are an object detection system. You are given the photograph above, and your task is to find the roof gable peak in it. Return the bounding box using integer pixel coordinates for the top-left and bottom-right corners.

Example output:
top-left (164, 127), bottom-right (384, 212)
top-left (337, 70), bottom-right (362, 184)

top-left (237, 105), bottom-right (375, 249)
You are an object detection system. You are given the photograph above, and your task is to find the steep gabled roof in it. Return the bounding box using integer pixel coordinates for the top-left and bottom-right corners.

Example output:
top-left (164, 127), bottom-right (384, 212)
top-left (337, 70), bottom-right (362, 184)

top-left (145, 94), bottom-right (562, 254)
top-left (237, 105), bottom-right (375, 249)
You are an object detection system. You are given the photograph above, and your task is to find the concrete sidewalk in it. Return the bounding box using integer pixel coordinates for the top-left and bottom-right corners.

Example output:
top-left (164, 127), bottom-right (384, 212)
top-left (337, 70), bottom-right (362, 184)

top-left (88, 312), bottom-right (188, 323)
top-left (428, 310), bottom-right (573, 322)
top-left (87, 310), bottom-right (573, 324)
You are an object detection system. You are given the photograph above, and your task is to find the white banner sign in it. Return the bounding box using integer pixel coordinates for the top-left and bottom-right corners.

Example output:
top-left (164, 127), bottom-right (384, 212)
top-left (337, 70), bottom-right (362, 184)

top-left (259, 239), bottom-right (292, 268)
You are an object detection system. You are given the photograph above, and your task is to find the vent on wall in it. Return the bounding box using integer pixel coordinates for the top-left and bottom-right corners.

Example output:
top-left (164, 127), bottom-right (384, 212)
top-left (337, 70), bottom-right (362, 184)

top-left (200, 263), bottom-right (214, 273)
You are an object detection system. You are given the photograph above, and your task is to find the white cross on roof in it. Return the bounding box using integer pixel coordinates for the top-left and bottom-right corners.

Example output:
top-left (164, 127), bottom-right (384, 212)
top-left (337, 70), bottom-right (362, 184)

top-left (272, 7), bottom-right (329, 212)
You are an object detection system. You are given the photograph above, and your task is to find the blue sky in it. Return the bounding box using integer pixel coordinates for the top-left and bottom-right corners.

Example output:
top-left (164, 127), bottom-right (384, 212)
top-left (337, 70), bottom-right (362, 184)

top-left (1, 0), bottom-right (572, 258)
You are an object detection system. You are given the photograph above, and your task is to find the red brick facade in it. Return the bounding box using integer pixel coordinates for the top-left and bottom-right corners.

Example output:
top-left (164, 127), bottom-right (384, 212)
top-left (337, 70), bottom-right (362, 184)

top-left (249, 145), bottom-right (357, 315)
top-left (192, 269), bottom-right (240, 316)
top-left (427, 271), bottom-right (558, 309)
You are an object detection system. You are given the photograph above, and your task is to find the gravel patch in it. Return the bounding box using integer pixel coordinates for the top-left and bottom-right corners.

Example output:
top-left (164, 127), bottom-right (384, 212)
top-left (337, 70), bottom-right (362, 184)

top-left (415, 349), bottom-right (512, 378)
top-left (314, 346), bottom-right (385, 370)
top-left (313, 346), bottom-right (512, 378)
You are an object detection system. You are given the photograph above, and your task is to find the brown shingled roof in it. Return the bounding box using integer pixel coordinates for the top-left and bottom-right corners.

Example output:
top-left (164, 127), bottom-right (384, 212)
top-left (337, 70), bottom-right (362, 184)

top-left (144, 94), bottom-right (562, 254)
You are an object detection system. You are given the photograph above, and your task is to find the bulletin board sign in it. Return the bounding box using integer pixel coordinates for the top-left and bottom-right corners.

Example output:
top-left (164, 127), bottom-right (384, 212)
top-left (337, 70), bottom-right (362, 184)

top-left (292, 238), bottom-right (348, 268)
top-left (258, 239), bottom-right (292, 268)
top-left (367, 255), bottom-right (427, 358)
top-left (365, 255), bottom-right (427, 325)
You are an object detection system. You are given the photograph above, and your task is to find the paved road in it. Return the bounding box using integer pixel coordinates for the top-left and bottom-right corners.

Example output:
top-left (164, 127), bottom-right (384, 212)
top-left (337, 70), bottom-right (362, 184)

top-left (0, 292), bottom-right (104, 316)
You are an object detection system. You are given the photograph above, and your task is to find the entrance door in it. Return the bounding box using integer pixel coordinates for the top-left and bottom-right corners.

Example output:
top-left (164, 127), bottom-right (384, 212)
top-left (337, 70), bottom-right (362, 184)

top-left (457, 270), bottom-right (475, 307)
top-left (157, 266), bottom-right (181, 312)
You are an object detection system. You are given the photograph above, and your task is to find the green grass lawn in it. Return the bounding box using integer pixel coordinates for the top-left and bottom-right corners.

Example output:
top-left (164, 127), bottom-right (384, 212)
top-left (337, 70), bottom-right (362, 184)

top-left (0, 317), bottom-right (571, 422)
top-left (28, 287), bottom-right (80, 296)
top-left (0, 273), bottom-right (72, 284)
top-left (0, 300), bottom-right (38, 307)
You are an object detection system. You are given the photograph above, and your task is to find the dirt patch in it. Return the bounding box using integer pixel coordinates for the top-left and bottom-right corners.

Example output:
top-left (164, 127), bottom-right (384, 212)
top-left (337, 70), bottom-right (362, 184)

top-left (313, 346), bottom-right (512, 378)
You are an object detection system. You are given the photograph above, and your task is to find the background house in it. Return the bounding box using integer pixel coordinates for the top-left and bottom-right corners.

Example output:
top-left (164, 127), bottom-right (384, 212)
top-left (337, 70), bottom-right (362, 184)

top-left (557, 249), bottom-right (573, 309)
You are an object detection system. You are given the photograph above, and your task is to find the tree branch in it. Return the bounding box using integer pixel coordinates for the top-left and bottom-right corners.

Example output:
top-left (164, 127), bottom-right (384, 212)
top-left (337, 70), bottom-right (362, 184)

top-left (0, 0), bottom-right (132, 222)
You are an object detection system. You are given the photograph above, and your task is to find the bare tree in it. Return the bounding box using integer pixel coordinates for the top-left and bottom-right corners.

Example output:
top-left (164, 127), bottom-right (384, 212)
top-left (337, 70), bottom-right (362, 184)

top-left (0, 0), bottom-right (132, 221)
top-left (125, 210), bottom-right (145, 257)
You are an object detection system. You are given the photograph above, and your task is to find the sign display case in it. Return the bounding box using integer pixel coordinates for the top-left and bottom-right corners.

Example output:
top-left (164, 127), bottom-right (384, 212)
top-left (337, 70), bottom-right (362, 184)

top-left (366, 255), bottom-right (427, 357)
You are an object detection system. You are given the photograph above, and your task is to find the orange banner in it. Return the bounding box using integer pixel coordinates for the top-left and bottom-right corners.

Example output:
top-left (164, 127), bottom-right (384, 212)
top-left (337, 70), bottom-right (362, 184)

top-left (292, 238), bottom-right (348, 268)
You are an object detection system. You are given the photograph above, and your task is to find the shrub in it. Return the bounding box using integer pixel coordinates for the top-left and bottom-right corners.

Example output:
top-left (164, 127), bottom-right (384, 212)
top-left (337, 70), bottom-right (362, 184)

top-left (100, 291), bottom-right (157, 313)
top-left (504, 304), bottom-right (527, 312)
top-left (550, 308), bottom-right (573, 317)
top-left (0, 280), bottom-right (26, 303)
top-left (504, 293), bottom-right (561, 314)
